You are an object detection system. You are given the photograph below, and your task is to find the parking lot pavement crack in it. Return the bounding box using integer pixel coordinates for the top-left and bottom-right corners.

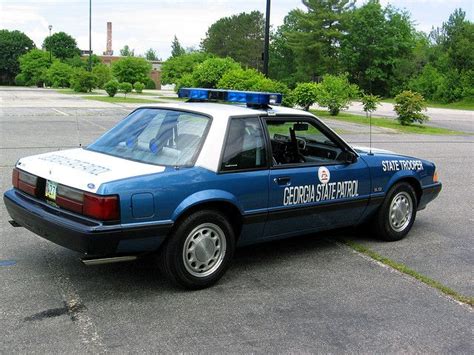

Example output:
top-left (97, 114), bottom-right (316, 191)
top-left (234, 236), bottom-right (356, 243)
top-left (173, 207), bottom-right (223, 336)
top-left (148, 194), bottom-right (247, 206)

top-left (39, 242), bottom-right (107, 353)
top-left (338, 241), bottom-right (474, 310)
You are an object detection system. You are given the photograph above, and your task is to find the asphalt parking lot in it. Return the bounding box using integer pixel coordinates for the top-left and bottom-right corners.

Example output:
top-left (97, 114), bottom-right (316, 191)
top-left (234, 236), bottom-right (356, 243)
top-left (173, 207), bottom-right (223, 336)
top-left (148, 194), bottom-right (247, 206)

top-left (1, 87), bottom-right (472, 353)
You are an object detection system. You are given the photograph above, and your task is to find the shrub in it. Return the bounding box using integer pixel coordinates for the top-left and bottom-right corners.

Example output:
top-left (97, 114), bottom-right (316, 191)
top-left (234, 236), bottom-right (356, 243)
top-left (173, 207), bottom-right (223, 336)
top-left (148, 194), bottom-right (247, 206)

top-left (70, 68), bottom-right (97, 92)
top-left (112, 57), bottom-right (151, 84)
top-left (192, 57), bottom-right (240, 88)
top-left (104, 79), bottom-right (119, 97)
top-left (161, 52), bottom-right (209, 85)
top-left (14, 73), bottom-right (27, 86)
top-left (394, 90), bottom-right (429, 125)
top-left (92, 64), bottom-right (112, 89)
top-left (145, 78), bottom-right (156, 89)
top-left (316, 74), bottom-right (359, 115)
top-left (175, 73), bottom-right (196, 92)
top-left (45, 61), bottom-right (73, 87)
top-left (361, 93), bottom-right (381, 118)
top-left (18, 49), bottom-right (52, 86)
top-left (292, 83), bottom-right (320, 111)
top-left (133, 81), bottom-right (145, 93)
top-left (118, 82), bottom-right (133, 98)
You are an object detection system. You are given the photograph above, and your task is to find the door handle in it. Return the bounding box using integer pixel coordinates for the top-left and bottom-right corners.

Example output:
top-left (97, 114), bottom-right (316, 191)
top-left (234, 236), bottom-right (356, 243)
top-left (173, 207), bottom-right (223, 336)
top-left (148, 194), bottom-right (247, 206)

top-left (274, 176), bottom-right (291, 186)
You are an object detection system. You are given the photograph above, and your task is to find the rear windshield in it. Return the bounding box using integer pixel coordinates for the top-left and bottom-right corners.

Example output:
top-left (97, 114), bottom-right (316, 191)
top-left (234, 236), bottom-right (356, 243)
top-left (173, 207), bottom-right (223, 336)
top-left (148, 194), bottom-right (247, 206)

top-left (87, 108), bottom-right (211, 166)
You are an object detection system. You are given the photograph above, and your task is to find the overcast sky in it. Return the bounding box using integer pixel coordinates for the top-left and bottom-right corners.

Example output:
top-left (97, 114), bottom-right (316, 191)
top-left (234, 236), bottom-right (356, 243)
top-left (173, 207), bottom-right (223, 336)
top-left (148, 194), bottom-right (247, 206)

top-left (1, 0), bottom-right (472, 60)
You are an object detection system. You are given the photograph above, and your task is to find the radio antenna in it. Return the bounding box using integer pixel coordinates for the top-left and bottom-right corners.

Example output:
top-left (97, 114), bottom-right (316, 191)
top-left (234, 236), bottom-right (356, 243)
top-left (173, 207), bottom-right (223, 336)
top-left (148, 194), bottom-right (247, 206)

top-left (369, 111), bottom-right (373, 155)
top-left (75, 113), bottom-right (82, 148)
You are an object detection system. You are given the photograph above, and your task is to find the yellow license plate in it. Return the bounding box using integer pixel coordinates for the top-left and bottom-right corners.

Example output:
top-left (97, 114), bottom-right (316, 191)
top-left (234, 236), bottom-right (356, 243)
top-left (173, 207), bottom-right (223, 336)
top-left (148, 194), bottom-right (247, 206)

top-left (45, 180), bottom-right (58, 201)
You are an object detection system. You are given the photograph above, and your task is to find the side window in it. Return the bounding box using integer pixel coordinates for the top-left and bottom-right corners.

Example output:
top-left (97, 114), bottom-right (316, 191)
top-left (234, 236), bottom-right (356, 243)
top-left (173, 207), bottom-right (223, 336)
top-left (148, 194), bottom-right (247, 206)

top-left (266, 118), bottom-right (343, 166)
top-left (221, 117), bottom-right (267, 171)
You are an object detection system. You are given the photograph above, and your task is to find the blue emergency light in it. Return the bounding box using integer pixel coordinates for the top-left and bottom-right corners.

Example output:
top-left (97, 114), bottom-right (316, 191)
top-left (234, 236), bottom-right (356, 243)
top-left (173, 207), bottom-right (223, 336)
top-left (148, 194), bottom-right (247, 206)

top-left (178, 88), bottom-right (283, 106)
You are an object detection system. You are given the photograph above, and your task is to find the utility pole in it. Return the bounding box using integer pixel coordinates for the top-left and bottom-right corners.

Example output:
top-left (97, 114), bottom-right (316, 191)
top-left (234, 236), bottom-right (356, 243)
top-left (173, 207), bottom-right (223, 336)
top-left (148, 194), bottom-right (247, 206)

top-left (263, 0), bottom-right (271, 77)
top-left (48, 25), bottom-right (52, 63)
top-left (88, 0), bottom-right (92, 71)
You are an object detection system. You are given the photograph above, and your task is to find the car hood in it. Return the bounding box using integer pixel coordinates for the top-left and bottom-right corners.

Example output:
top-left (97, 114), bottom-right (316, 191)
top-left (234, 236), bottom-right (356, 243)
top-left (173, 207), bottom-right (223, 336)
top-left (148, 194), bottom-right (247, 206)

top-left (16, 148), bottom-right (165, 193)
top-left (352, 145), bottom-right (396, 154)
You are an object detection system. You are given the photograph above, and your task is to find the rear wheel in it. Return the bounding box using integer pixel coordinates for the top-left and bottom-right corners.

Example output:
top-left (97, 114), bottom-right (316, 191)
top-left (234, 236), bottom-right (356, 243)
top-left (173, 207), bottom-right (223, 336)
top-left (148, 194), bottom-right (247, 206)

top-left (158, 210), bottom-right (235, 289)
top-left (373, 182), bottom-right (417, 241)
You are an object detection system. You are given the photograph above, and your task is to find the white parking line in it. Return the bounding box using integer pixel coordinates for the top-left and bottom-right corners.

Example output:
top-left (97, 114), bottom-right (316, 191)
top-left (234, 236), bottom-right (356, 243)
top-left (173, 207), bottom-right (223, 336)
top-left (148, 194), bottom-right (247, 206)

top-left (52, 108), bottom-right (70, 116)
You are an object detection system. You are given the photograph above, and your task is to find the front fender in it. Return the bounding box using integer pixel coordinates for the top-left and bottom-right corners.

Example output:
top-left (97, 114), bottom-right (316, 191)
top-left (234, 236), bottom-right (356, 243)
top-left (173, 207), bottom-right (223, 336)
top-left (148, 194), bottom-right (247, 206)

top-left (384, 170), bottom-right (421, 193)
top-left (171, 189), bottom-right (243, 221)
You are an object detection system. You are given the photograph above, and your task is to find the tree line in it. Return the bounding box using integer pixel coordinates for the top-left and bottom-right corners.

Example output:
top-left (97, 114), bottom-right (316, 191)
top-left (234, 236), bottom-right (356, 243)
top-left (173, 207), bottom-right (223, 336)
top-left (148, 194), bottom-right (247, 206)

top-left (166, 0), bottom-right (472, 104)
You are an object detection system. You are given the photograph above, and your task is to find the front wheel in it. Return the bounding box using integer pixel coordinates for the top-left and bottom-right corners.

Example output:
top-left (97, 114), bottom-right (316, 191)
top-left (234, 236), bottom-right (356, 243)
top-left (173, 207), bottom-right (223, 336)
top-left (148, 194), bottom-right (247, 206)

top-left (158, 210), bottom-right (235, 289)
top-left (373, 182), bottom-right (417, 241)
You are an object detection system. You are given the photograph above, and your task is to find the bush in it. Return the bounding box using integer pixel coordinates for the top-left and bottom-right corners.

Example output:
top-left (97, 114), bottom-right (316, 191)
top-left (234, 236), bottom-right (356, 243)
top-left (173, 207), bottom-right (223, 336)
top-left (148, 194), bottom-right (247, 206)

top-left (112, 57), bottom-right (151, 84)
top-left (14, 73), bottom-right (27, 86)
top-left (45, 61), bottom-right (73, 87)
top-left (145, 78), bottom-right (156, 89)
top-left (316, 74), bottom-right (359, 115)
top-left (70, 68), bottom-right (97, 92)
top-left (192, 57), bottom-right (240, 88)
top-left (361, 93), bottom-right (381, 118)
top-left (394, 90), bottom-right (429, 125)
top-left (104, 80), bottom-right (119, 97)
top-left (92, 64), bottom-right (112, 89)
top-left (161, 52), bottom-right (209, 85)
top-left (18, 49), bottom-right (52, 86)
top-left (118, 82), bottom-right (133, 98)
top-left (292, 83), bottom-right (320, 111)
top-left (133, 81), bottom-right (145, 93)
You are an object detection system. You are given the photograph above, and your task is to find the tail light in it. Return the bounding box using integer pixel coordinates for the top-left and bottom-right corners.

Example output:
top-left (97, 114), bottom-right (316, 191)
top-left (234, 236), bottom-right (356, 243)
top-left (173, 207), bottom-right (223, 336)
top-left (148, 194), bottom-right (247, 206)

top-left (433, 170), bottom-right (439, 183)
top-left (56, 184), bottom-right (120, 221)
top-left (12, 168), bottom-right (38, 196)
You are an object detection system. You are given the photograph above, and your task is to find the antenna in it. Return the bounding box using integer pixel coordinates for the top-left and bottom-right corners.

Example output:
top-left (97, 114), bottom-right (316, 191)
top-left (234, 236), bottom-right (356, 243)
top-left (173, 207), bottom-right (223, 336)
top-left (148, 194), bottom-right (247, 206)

top-left (75, 113), bottom-right (82, 148)
top-left (369, 111), bottom-right (373, 155)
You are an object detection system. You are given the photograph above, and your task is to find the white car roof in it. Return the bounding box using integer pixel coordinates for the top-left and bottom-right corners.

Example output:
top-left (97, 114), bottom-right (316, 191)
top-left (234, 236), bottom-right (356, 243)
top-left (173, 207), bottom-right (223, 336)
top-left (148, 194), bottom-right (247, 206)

top-left (135, 102), bottom-right (315, 118)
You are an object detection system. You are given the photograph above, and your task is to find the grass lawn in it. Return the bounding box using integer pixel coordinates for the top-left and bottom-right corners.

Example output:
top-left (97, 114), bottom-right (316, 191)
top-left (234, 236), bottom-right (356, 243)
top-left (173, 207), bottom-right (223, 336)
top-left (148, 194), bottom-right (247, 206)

top-left (82, 96), bottom-right (160, 104)
top-left (381, 98), bottom-right (474, 111)
top-left (311, 109), bottom-right (467, 135)
top-left (55, 88), bottom-right (101, 95)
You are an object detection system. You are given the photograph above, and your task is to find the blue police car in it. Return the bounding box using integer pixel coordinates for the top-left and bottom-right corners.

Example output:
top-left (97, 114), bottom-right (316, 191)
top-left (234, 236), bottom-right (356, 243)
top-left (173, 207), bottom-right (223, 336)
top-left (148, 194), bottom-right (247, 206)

top-left (3, 88), bottom-right (441, 289)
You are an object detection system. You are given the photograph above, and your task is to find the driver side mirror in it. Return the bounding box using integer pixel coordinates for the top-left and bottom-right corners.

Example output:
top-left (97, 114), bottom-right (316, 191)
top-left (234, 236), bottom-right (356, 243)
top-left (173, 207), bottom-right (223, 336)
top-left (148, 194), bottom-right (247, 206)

top-left (340, 150), bottom-right (358, 164)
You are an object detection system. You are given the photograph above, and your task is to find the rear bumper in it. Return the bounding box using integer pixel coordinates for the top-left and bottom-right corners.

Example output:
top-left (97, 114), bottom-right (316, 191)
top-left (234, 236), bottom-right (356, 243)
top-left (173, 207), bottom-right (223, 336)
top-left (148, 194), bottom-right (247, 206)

top-left (3, 189), bottom-right (173, 256)
top-left (418, 183), bottom-right (442, 210)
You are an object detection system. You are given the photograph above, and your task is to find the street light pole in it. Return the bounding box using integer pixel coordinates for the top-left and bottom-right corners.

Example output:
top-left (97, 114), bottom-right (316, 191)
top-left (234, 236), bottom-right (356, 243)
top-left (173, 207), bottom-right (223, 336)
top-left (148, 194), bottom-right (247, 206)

top-left (88, 0), bottom-right (92, 72)
top-left (48, 25), bottom-right (52, 63)
top-left (263, 0), bottom-right (271, 77)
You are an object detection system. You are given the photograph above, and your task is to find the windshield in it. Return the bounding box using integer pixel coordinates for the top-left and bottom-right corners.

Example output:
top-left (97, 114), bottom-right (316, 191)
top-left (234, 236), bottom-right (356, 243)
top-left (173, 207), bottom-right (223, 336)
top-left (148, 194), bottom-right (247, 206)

top-left (87, 108), bottom-right (211, 166)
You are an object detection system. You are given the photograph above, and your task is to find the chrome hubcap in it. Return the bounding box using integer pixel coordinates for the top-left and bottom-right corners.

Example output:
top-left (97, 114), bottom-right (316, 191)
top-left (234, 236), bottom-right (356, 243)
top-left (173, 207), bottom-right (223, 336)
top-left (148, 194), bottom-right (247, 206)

top-left (389, 191), bottom-right (413, 232)
top-left (183, 223), bottom-right (226, 278)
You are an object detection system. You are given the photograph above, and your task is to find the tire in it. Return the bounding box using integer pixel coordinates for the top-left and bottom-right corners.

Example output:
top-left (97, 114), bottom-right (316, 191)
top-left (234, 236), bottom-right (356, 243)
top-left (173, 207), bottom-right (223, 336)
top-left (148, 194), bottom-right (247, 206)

top-left (158, 210), bottom-right (235, 289)
top-left (373, 182), bottom-right (417, 241)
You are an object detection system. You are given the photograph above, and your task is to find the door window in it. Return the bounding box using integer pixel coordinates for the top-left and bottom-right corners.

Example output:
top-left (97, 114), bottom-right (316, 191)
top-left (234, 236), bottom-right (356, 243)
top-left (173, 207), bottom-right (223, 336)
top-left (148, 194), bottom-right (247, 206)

top-left (221, 117), bottom-right (267, 171)
top-left (265, 119), bottom-right (343, 166)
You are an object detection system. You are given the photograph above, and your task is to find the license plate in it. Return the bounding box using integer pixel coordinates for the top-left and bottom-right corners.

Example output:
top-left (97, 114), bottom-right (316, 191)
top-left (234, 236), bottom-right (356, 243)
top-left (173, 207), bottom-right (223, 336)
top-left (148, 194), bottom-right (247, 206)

top-left (45, 180), bottom-right (58, 201)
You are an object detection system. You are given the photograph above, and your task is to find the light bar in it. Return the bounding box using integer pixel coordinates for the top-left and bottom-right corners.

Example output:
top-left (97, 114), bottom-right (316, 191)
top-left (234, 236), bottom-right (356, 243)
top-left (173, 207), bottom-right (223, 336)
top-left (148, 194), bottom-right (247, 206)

top-left (178, 88), bottom-right (282, 106)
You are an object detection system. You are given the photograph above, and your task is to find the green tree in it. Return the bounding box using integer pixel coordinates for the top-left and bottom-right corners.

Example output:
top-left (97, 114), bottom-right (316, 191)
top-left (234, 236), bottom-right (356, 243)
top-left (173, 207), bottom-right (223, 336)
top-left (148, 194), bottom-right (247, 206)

top-left (144, 48), bottom-right (160, 61)
top-left (361, 93), bottom-right (381, 118)
top-left (394, 90), bottom-right (428, 125)
top-left (284, 1), bottom-right (355, 81)
top-left (192, 57), bottom-right (240, 88)
top-left (65, 54), bottom-right (101, 69)
top-left (112, 56), bottom-right (151, 84)
top-left (316, 74), bottom-right (359, 115)
top-left (293, 82), bottom-right (320, 111)
top-left (92, 63), bottom-right (112, 89)
top-left (171, 36), bottom-right (186, 57)
top-left (201, 11), bottom-right (265, 69)
top-left (45, 61), bottom-right (73, 87)
top-left (42, 32), bottom-right (80, 60)
top-left (70, 68), bottom-right (97, 92)
top-left (161, 52), bottom-right (209, 85)
top-left (104, 79), bottom-right (119, 97)
top-left (120, 45), bottom-right (135, 57)
top-left (18, 49), bottom-right (52, 86)
top-left (340, 0), bottom-right (415, 96)
top-left (0, 30), bottom-right (35, 84)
